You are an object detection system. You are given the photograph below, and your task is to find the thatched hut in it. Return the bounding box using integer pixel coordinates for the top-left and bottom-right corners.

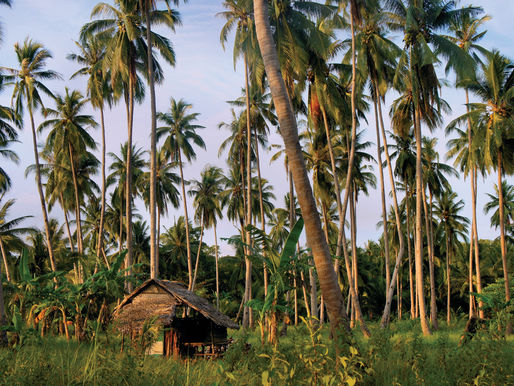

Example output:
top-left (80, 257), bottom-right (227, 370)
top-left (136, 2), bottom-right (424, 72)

top-left (114, 279), bottom-right (238, 358)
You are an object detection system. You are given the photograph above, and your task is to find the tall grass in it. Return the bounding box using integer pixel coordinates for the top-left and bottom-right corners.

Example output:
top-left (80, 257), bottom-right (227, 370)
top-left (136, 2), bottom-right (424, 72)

top-left (0, 319), bottom-right (512, 385)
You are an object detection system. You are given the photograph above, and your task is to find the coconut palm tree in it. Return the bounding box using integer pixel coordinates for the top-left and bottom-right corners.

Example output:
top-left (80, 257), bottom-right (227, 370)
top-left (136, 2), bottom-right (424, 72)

top-left (137, 0), bottom-right (181, 279)
top-left (67, 37), bottom-right (112, 261)
top-left (484, 182), bottom-right (514, 241)
top-left (81, 0), bottom-right (175, 288)
top-left (39, 88), bottom-right (97, 259)
top-left (253, 0), bottom-right (351, 336)
top-left (0, 198), bottom-right (33, 282)
top-left (188, 166), bottom-right (224, 297)
top-left (157, 98), bottom-right (205, 290)
top-left (434, 190), bottom-right (469, 324)
top-left (450, 50), bottom-right (514, 311)
top-left (446, 10), bottom-right (490, 319)
top-left (140, 147), bottom-right (180, 272)
top-left (2, 38), bottom-right (61, 273)
top-left (385, 0), bottom-right (479, 335)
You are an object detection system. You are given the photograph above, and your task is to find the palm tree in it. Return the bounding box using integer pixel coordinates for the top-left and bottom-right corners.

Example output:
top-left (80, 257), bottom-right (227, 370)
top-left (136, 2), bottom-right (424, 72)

top-left (446, 10), bottom-right (490, 320)
top-left (2, 38), bottom-right (61, 273)
top-left (81, 0), bottom-right (175, 288)
top-left (0, 0), bottom-right (12, 347)
top-left (434, 190), bottom-right (469, 324)
top-left (386, 0), bottom-right (479, 335)
top-left (253, 0), bottom-right (351, 336)
top-left (157, 98), bottom-right (205, 290)
top-left (0, 198), bottom-right (33, 282)
top-left (39, 88), bottom-right (97, 259)
top-left (137, 0), bottom-right (181, 280)
top-left (484, 182), bottom-right (514, 241)
top-left (141, 147), bottom-right (180, 273)
top-left (451, 51), bottom-right (514, 311)
top-left (67, 37), bottom-right (112, 261)
top-left (188, 166), bottom-right (224, 302)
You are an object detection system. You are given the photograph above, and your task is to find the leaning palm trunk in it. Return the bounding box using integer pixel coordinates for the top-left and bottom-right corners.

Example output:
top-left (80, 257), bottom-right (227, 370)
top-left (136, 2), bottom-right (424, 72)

top-left (421, 186), bottom-right (438, 329)
top-left (498, 154), bottom-right (512, 312)
top-left (373, 98), bottom-right (390, 292)
top-left (243, 53), bottom-right (253, 329)
top-left (142, 0), bottom-right (158, 280)
top-left (375, 83), bottom-right (405, 328)
top-left (0, 239), bottom-right (11, 282)
top-left (255, 127), bottom-right (268, 297)
top-left (254, 0), bottom-right (351, 336)
top-left (96, 104), bottom-right (107, 262)
top-left (28, 106), bottom-right (57, 273)
top-left (414, 105), bottom-right (431, 335)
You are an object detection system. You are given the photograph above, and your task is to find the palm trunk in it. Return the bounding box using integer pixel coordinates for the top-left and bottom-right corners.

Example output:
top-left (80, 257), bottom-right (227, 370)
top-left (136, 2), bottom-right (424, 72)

top-left (157, 208), bottom-right (161, 272)
top-left (178, 149), bottom-right (193, 290)
top-left (0, 261), bottom-right (7, 346)
top-left (142, 0), bottom-right (158, 280)
top-left (373, 98), bottom-right (390, 292)
top-left (214, 221), bottom-right (220, 309)
top-left (61, 193), bottom-right (75, 254)
top-left (375, 81), bottom-right (405, 328)
top-left (472, 167), bottom-right (484, 318)
top-left (466, 89), bottom-right (483, 318)
top-left (28, 106), bottom-right (56, 273)
top-left (69, 144), bottom-right (83, 257)
top-left (309, 261), bottom-right (318, 321)
top-left (414, 105), bottom-right (431, 335)
top-left (498, 154), bottom-right (511, 309)
top-left (406, 196), bottom-right (415, 319)
top-left (255, 127), bottom-right (268, 297)
top-left (191, 213), bottom-right (204, 291)
top-left (468, 229), bottom-right (475, 318)
top-left (96, 104), bottom-right (107, 261)
top-left (421, 186), bottom-right (438, 329)
top-left (125, 65), bottom-right (136, 293)
top-left (300, 270), bottom-right (311, 318)
top-left (446, 228), bottom-right (451, 325)
top-left (0, 239), bottom-right (11, 282)
top-left (254, 0), bottom-right (351, 336)
top-left (243, 52), bottom-right (253, 329)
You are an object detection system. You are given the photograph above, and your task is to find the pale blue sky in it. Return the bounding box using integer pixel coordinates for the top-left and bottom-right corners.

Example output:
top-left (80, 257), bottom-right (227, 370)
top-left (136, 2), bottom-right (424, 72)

top-left (0, 0), bottom-right (513, 254)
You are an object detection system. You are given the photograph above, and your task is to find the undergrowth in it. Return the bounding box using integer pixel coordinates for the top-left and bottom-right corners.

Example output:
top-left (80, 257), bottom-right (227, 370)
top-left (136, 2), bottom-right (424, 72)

top-left (0, 319), bottom-right (512, 385)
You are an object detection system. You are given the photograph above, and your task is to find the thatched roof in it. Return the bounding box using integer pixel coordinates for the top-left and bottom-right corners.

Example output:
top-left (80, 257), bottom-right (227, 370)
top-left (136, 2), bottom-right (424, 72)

top-left (114, 279), bottom-right (239, 332)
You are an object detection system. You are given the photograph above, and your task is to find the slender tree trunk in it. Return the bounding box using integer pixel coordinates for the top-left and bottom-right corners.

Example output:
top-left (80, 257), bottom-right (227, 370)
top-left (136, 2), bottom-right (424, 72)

top-left (0, 239), bottom-right (11, 282)
top-left (254, 0), bottom-right (351, 336)
top-left (69, 144), bottom-right (83, 257)
top-left (446, 229), bottom-right (451, 325)
top-left (96, 104), bottom-right (107, 261)
top-left (125, 66), bottom-right (136, 293)
top-left (375, 81), bottom-right (405, 328)
top-left (309, 261), bottom-right (318, 321)
top-left (243, 53), bottom-right (253, 329)
top-left (373, 98), bottom-right (390, 292)
top-left (157, 208), bottom-right (161, 272)
top-left (61, 194), bottom-right (74, 253)
top-left (0, 261), bottom-right (7, 346)
top-left (255, 127), bottom-right (268, 297)
top-left (472, 167), bottom-right (484, 318)
top-left (191, 213), bottom-right (204, 291)
top-left (414, 105), bottom-right (431, 335)
top-left (142, 0), bottom-right (158, 280)
top-left (28, 106), bottom-right (56, 273)
top-left (300, 270), bottom-right (311, 318)
top-left (214, 221), bottom-right (220, 309)
top-left (468, 230), bottom-right (475, 318)
top-left (178, 149), bottom-right (193, 290)
top-left (498, 154), bottom-right (511, 313)
top-left (407, 196), bottom-right (415, 319)
top-left (421, 186), bottom-right (438, 329)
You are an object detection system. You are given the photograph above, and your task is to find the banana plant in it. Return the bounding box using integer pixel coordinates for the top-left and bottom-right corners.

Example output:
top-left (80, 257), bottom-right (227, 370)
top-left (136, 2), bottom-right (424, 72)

top-left (247, 218), bottom-right (304, 345)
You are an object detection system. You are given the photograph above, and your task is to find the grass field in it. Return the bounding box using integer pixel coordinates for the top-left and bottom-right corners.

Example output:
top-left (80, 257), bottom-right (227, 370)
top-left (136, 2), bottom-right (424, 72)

top-left (0, 318), bottom-right (512, 385)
